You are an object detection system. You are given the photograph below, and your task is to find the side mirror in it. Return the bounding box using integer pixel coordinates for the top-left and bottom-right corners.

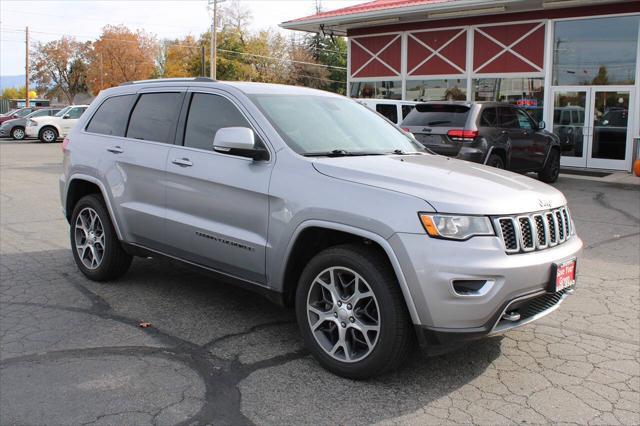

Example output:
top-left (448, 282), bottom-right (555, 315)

top-left (537, 120), bottom-right (546, 130)
top-left (213, 127), bottom-right (267, 161)
top-left (63, 114), bottom-right (70, 119)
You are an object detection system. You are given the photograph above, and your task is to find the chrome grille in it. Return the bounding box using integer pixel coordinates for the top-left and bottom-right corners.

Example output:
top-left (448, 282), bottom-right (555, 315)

top-left (495, 207), bottom-right (572, 254)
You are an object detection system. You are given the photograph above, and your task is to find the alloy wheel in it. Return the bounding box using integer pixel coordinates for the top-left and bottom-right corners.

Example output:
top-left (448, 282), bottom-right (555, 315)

top-left (74, 207), bottom-right (105, 270)
top-left (12, 128), bottom-right (25, 140)
top-left (306, 266), bottom-right (380, 363)
top-left (42, 129), bottom-right (56, 142)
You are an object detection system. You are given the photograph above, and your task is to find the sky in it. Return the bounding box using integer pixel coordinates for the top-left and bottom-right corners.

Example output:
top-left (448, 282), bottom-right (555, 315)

top-left (0, 0), bottom-right (368, 77)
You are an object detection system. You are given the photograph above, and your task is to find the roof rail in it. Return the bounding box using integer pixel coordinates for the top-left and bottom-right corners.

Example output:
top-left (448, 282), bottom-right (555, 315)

top-left (120, 77), bottom-right (216, 86)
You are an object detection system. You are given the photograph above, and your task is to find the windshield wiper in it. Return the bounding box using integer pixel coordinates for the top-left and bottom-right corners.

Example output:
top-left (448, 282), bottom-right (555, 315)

top-left (303, 149), bottom-right (384, 157)
top-left (427, 120), bottom-right (452, 126)
top-left (389, 149), bottom-right (424, 155)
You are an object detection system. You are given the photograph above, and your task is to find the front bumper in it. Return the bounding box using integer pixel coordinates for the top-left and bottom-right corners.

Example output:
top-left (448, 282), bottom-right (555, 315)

top-left (389, 232), bottom-right (582, 342)
top-left (25, 126), bottom-right (38, 137)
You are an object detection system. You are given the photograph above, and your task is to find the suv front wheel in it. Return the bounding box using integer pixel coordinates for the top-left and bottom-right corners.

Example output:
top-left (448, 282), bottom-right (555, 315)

top-left (70, 194), bottom-right (132, 281)
top-left (295, 244), bottom-right (414, 379)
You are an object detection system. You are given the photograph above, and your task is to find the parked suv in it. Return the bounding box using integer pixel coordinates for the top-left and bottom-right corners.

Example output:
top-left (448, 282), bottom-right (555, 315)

top-left (0, 107), bottom-right (62, 140)
top-left (402, 102), bottom-right (562, 183)
top-left (60, 79), bottom-right (582, 379)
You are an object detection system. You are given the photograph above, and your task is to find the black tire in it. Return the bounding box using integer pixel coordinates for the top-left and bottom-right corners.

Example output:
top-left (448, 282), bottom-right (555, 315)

top-left (486, 153), bottom-right (505, 169)
top-left (39, 126), bottom-right (58, 143)
top-left (10, 126), bottom-right (25, 140)
top-left (70, 194), bottom-right (132, 281)
top-left (295, 244), bottom-right (414, 379)
top-left (538, 149), bottom-right (560, 183)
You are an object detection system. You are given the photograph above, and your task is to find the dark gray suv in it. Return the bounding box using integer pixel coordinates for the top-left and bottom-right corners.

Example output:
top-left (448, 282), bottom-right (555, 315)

top-left (402, 102), bottom-right (562, 183)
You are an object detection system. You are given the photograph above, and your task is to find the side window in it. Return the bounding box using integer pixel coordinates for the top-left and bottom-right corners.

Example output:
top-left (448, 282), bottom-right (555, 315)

top-left (86, 95), bottom-right (135, 136)
top-left (515, 109), bottom-right (533, 130)
top-left (480, 107), bottom-right (498, 127)
top-left (126, 92), bottom-right (183, 143)
top-left (376, 104), bottom-right (398, 123)
top-left (401, 105), bottom-right (414, 119)
top-left (183, 93), bottom-right (255, 151)
top-left (499, 107), bottom-right (520, 129)
top-left (31, 109), bottom-right (49, 118)
top-left (66, 107), bottom-right (85, 120)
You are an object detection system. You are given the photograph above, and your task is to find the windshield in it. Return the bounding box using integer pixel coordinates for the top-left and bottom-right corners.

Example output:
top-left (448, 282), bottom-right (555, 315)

top-left (55, 106), bottom-right (72, 117)
top-left (2, 109), bottom-right (18, 117)
top-left (249, 94), bottom-right (426, 156)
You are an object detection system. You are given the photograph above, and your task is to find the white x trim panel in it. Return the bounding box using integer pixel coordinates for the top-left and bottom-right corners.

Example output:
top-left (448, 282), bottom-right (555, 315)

top-left (407, 29), bottom-right (467, 75)
top-left (474, 22), bottom-right (545, 73)
top-left (351, 34), bottom-right (402, 78)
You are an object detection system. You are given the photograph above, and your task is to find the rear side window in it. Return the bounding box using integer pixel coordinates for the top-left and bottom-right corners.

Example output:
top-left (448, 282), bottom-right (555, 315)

top-left (402, 104), bottom-right (469, 127)
top-left (480, 107), bottom-right (498, 127)
top-left (401, 105), bottom-right (414, 119)
top-left (376, 104), bottom-right (398, 123)
top-left (499, 107), bottom-right (520, 129)
top-left (183, 93), bottom-right (252, 151)
top-left (126, 92), bottom-right (183, 143)
top-left (30, 109), bottom-right (50, 118)
top-left (86, 95), bottom-right (135, 136)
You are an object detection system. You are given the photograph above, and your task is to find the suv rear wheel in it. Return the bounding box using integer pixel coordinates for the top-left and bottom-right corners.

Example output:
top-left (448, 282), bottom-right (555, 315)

top-left (539, 149), bottom-right (560, 183)
top-left (70, 194), bottom-right (132, 281)
top-left (295, 244), bottom-right (414, 379)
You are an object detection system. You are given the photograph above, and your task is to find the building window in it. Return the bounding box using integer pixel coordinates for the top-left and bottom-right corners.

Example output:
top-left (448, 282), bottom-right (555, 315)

top-left (473, 78), bottom-right (544, 122)
top-left (405, 79), bottom-right (466, 102)
top-left (350, 81), bottom-right (402, 100)
top-left (553, 15), bottom-right (639, 86)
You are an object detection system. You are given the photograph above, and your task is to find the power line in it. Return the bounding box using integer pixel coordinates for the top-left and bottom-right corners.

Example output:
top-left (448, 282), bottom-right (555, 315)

top-left (1, 28), bottom-right (347, 71)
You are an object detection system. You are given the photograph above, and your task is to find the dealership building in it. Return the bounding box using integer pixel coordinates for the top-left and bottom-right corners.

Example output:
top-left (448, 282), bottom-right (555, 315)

top-left (282, 0), bottom-right (640, 172)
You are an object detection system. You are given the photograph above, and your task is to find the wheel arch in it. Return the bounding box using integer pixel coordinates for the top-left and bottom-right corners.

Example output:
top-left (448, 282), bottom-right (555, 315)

top-left (485, 146), bottom-right (508, 168)
top-left (65, 175), bottom-right (123, 240)
top-left (280, 220), bottom-right (421, 324)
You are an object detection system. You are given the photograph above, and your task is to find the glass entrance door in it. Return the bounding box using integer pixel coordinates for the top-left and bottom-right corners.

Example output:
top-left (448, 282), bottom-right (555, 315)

top-left (552, 87), bottom-right (635, 170)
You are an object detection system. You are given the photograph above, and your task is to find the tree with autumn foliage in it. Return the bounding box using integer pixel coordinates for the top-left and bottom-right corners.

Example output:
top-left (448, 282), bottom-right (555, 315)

top-left (30, 36), bottom-right (91, 103)
top-left (87, 25), bottom-right (158, 93)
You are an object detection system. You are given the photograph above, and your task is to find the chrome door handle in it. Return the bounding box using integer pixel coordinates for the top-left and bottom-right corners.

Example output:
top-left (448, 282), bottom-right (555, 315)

top-left (172, 158), bottom-right (193, 167)
top-left (107, 146), bottom-right (124, 154)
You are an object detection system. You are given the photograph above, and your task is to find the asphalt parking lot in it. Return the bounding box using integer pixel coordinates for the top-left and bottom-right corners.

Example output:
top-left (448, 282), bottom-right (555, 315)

top-left (1, 139), bottom-right (639, 425)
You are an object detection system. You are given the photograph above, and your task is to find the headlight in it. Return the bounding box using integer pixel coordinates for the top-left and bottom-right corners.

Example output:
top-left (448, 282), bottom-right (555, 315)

top-left (419, 213), bottom-right (494, 240)
top-left (27, 119), bottom-right (37, 126)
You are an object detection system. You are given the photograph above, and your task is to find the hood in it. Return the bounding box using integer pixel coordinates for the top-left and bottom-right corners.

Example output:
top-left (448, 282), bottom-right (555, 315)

top-left (0, 117), bottom-right (25, 128)
top-left (312, 154), bottom-right (566, 215)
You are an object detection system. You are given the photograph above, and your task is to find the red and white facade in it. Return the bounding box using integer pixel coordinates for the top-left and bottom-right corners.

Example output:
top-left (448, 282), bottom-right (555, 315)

top-left (283, 0), bottom-right (640, 171)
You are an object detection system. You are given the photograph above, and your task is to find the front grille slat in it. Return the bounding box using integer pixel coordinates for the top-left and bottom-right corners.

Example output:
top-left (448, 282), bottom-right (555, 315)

top-left (496, 207), bottom-right (572, 254)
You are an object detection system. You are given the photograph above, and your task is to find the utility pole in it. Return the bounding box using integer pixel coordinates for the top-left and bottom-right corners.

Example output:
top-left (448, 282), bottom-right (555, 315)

top-left (25, 26), bottom-right (30, 107)
top-left (208, 0), bottom-right (225, 80)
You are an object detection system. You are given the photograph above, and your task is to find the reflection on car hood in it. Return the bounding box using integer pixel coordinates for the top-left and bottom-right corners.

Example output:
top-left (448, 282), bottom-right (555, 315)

top-left (312, 154), bottom-right (566, 215)
top-left (0, 117), bottom-right (25, 127)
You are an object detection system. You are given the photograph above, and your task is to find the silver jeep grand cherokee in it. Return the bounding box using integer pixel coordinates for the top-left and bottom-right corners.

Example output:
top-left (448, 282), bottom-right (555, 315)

top-left (60, 78), bottom-right (582, 379)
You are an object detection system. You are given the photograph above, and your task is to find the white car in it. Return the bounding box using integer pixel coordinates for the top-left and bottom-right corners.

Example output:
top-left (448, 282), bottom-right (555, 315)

top-left (26, 105), bottom-right (89, 143)
top-left (355, 98), bottom-right (418, 125)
